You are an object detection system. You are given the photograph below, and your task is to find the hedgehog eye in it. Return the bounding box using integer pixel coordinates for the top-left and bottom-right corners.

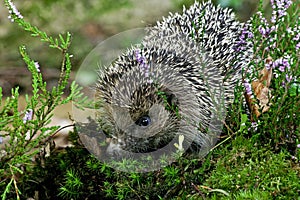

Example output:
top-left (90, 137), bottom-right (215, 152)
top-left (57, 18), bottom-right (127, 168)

top-left (135, 115), bottom-right (151, 126)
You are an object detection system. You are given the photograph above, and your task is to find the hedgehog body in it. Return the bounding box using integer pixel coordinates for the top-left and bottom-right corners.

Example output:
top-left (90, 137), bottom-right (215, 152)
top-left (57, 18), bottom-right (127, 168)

top-left (96, 1), bottom-right (252, 156)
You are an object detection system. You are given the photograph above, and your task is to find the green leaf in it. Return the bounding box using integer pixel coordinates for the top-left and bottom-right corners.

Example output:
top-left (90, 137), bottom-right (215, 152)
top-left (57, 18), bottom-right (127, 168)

top-left (289, 83), bottom-right (300, 97)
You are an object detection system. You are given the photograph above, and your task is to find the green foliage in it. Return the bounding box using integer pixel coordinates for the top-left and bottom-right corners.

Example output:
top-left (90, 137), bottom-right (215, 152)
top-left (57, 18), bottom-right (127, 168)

top-left (242, 0), bottom-right (299, 148)
top-left (0, 0), bottom-right (299, 199)
top-left (0, 0), bottom-right (89, 199)
top-left (14, 134), bottom-right (300, 199)
top-left (204, 137), bottom-right (300, 199)
top-left (157, 90), bottom-right (180, 118)
top-left (58, 168), bottom-right (83, 199)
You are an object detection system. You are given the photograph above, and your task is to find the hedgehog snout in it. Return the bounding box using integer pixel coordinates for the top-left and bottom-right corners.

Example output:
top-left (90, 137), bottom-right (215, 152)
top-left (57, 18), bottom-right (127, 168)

top-left (106, 139), bottom-right (124, 157)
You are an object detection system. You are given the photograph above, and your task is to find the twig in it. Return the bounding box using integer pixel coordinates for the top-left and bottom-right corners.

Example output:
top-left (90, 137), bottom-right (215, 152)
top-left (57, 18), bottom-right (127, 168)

top-left (191, 182), bottom-right (206, 200)
top-left (9, 165), bottom-right (20, 200)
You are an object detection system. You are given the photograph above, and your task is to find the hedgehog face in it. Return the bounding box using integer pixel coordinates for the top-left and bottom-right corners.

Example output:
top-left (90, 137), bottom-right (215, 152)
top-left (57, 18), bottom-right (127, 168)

top-left (99, 83), bottom-right (181, 155)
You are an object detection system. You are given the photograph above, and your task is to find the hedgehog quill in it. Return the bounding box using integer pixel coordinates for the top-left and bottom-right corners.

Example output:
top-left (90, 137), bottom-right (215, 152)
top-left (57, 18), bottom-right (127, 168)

top-left (94, 1), bottom-right (252, 159)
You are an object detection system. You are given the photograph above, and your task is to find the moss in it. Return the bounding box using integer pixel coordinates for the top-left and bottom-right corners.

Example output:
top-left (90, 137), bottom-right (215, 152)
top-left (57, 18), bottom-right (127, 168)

top-left (204, 136), bottom-right (300, 199)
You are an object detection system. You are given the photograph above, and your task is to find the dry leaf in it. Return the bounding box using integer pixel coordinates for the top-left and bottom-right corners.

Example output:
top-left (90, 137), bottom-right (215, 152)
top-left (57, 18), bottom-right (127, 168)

top-left (245, 57), bottom-right (273, 118)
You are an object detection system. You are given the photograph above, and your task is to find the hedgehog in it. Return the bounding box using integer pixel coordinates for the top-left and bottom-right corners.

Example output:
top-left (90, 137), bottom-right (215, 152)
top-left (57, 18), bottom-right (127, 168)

top-left (95, 1), bottom-right (252, 158)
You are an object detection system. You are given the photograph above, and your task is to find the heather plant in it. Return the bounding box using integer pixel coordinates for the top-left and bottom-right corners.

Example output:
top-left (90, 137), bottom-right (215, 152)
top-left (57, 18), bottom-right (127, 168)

top-left (237, 0), bottom-right (300, 151)
top-left (0, 0), bottom-right (88, 199)
top-left (0, 0), bottom-right (299, 199)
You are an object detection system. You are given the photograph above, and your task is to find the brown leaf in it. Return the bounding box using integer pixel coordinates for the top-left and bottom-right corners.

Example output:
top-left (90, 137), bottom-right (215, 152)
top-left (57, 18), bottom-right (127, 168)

top-left (245, 58), bottom-right (273, 119)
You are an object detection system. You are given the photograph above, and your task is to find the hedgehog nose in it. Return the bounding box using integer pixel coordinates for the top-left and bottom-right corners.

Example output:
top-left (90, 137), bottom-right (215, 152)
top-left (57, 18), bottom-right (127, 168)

top-left (106, 142), bottom-right (122, 157)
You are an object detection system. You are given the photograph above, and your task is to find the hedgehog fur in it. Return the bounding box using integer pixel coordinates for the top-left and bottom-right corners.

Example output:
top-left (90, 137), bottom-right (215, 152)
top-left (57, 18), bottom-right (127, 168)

top-left (96, 1), bottom-right (252, 156)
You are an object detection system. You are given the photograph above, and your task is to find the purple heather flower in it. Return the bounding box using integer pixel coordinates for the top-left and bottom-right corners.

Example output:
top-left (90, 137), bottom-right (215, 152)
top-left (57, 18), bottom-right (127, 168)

top-left (135, 50), bottom-right (143, 63)
top-left (247, 31), bottom-right (254, 38)
top-left (23, 109), bottom-right (33, 123)
top-left (244, 80), bottom-right (252, 95)
top-left (279, 65), bottom-right (285, 72)
top-left (296, 43), bottom-right (300, 50)
top-left (269, 0), bottom-right (292, 25)
top-left (235, 24), bottom-right (253, 52)
top-left (6, 0), bottom-right (23, 22)
top-left (286, 74), bottom-right (292, 82)
top-left (257, 12), bottom-right (268, 24)
top-left (271, 42), bottom-right (276, 49)
top-left (251, 122), bottom-right (258, 131)
top-left (265, 47), bottom-right (270, 51)
top-left (258, 26), bottom-right (267, 36)
top-left (277, 9), bottom-right (286, 18)
top-left (34, 62), bottom-right (40, 72)
top-left (271, 15), bottom-right (276, 23)
top-left (282, 59), bottom-right (289, 67)
top-left (274, 57), bottom-right (290, 72)
top-left (270, 25), bottom-right (276, 32)
top-left (272, 58), bottom-right (281, 68)
top-left (265, 61), bottom-right (272, 70)
top-left (135, 49), bottom-right (153, 83)
top-left (297, 144), bottom-right (300, 148)
top-left (286, 27), bottom-right (292, 34)
top-left (284, 0), bottom-right (293, 9)
top-left (248, 121), bottom-right (258, 132)
top-left (240, 33), bottom-right (245, 40)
